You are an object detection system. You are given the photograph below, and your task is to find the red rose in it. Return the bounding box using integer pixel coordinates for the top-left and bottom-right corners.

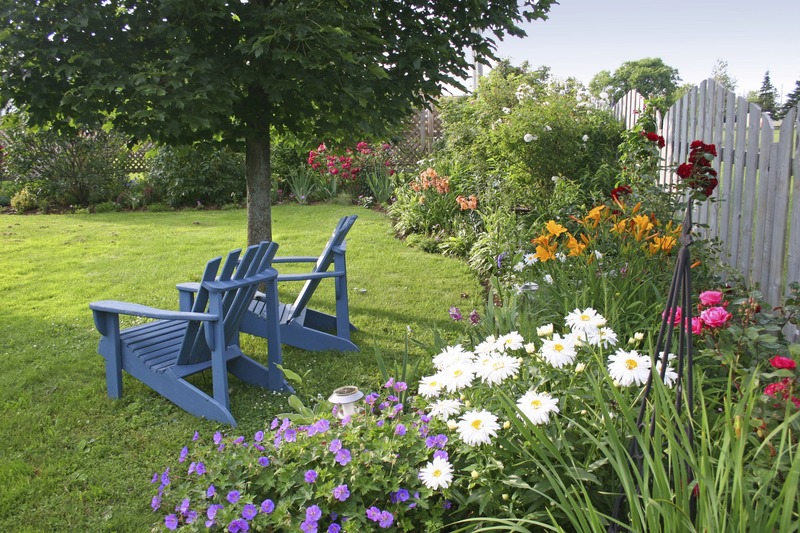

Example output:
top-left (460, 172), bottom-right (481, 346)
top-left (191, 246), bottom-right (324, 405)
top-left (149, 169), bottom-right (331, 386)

top-left (677, 163), bottom-right (693, 179)
top-left (769, 356), bottom-right (797, 370)
top-left (646, 131), bottom-right (659, 143)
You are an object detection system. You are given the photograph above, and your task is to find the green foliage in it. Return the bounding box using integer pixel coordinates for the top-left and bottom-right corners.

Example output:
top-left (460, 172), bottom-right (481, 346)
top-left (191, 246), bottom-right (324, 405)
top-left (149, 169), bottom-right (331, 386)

top-left (0, 0), bottom-right (557, 242)
top-left (10, 186), bottom-right (38, 212)
top-left (2, 118), bottom-right (129, 207)
top-left (285, 167), bottom-right (317, 205)
top-left (776, 79), bottom-right (800, 120)
top-left (590, 57), bottom-right (682, 108)
top-left (147, 144), bottom-right (246, 207)
top-left (93, 201), bottom-right (121, 213)
top-left (757, 71), bottom-right (780, 116)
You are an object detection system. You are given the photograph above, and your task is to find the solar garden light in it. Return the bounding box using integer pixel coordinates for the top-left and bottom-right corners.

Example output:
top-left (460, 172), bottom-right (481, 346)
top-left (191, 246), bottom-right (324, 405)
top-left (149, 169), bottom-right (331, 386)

top-left (328, 386), bottom-right (364, 419)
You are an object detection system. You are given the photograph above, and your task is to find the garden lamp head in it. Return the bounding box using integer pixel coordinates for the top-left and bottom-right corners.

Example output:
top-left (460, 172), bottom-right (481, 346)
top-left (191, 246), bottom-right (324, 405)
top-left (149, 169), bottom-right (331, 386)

top-left (328, 386), bottom-right (364, 419)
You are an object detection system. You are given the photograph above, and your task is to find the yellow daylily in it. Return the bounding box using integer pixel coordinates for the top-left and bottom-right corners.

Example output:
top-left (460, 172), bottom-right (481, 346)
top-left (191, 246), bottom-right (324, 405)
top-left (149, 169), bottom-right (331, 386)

top-left (545, 220), bottom-right (568, 237)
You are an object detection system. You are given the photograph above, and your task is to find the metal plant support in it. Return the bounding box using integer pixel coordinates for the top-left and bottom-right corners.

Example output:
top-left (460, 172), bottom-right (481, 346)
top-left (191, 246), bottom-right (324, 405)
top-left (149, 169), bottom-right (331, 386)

top-left (609, 198), bottom-right (698, 532)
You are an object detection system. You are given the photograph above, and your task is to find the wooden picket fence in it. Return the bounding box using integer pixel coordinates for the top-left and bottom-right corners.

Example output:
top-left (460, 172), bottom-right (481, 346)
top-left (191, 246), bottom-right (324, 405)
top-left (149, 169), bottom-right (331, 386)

top-left (614, 79), bottom-right (799, 338)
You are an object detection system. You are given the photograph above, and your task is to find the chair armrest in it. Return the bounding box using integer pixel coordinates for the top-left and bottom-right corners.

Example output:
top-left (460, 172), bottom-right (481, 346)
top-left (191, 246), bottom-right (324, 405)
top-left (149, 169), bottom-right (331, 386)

top-left (177, 282), bottom-right (201, 293)
top-left (277, 271), bottom-right (343, 282)
top-left (272, 256), bottom-right (319, 264)
top-left (89, 300), bottom-right (218, 322)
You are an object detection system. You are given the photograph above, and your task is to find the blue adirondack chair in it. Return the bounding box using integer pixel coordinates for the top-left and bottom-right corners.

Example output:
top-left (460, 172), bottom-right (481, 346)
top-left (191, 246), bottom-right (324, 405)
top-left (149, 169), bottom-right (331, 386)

top-left (89, 242), bottom-right (291, 426)
top-left (240, 214), bottom-right (359, 352)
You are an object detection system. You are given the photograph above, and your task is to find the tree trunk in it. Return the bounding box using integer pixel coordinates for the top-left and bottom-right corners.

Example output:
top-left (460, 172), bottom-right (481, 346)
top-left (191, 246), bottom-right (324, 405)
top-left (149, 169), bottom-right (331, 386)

top-left (245, 126), bottom-right (272, 245)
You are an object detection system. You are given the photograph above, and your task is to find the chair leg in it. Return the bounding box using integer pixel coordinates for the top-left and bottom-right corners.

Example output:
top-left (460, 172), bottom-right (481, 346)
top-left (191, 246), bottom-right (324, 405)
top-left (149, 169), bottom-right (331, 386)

top-left (102, 314), bottom-right (123, 398)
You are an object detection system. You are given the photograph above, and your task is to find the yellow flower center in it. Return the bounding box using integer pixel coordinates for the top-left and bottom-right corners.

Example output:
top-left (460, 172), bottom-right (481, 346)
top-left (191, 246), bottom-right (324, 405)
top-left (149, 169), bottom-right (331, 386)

top-left (531, 400), bottom-right (542, 409)
top-left (580, 314), bottom-right (591, 322)
top-left (432, 468), bottom-right (442, 477)
top-left (453, 369), bottom-right (463, 377)
top-left (554, 344), bottom-right (564, 352)
top-left (471, 419), bottom-right (483, 430)
top-left (625, 359), bottom-right (638, 370)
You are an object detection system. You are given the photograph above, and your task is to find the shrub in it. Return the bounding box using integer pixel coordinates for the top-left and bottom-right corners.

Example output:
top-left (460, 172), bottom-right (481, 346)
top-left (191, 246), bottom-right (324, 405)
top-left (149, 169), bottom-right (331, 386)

top-left (308, 141), bottom-right (396, 200)
top-left (10, 186), bottom-right (38, 213)
top-left (147, 144), bottom-right (246, 207)
top-left (93, 201), bottom-right (121, 213)
top-left (2, 118), bottom-right (130, 207)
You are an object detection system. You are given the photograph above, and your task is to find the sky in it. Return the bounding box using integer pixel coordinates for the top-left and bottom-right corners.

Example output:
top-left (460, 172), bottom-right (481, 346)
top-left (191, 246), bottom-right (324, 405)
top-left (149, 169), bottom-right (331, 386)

top-left (488, 0), bottom-right (799, 102)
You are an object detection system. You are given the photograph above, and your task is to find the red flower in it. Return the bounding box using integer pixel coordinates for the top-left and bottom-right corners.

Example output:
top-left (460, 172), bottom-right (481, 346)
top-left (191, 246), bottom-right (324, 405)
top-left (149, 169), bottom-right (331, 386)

top-left (610, 185), bottom-right (632, 201)
top-left (764, 382), bottom-right (786, 397)
top-left (677, 163), bottom-right (693, 179)
top-left (769, 356), bottom-right (797, 370)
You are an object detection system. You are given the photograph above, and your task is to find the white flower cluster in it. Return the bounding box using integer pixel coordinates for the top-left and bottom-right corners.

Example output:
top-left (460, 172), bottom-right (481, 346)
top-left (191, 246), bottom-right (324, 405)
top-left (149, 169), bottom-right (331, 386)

top-left (515, 83), bottom-right (536, 102)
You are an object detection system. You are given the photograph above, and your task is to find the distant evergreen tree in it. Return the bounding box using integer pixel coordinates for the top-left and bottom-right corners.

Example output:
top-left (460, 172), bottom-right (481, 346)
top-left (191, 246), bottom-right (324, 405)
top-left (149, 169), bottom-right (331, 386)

top-left (776, 78), bottom-right (800, 119)
top-left (757, 71), bottom-right (779, 116)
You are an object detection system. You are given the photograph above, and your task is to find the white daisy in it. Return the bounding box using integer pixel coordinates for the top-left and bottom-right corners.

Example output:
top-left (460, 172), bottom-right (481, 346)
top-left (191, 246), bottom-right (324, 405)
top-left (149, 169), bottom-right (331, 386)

top-left (582, 134), bottom-right (589, 142)
top-left (428, 398), bottom-right (463, 420)
top-left (539, 333), bottom-right (577, 368)
top-left (418, 374), bottom-right (444, 399)
top-left (512, 261), bottom-right (525, 272)
top-left (654, 352), bottom-right (678, 388)
top-left (607, 349), bottom-right (651, 387)
top-left (536, 323), bottom-right (554, 338)
top-left (516, 391), bottom-right (559, 425)
top-left (543, 274), bottom-right (554, 284)
top-left (456, 409), bottom-right (500, 446)
top-left (432, 344), bottom-right (474, 371)
top-left (474, 336), bottom-right (500, 356)
top-left (565, 307), bottom-right (604, 336)
top-left (475, 355), bottom-right (521, 386)
top-left (523, 253), bottom-right (539, 265)
top-left (419, 457), bottom-right (453, 490)
top-left (497, 331), bottom-right (524, 352)
top-left (586, 326), bottom-right (618, 348)
top-left (440, 363), bottom-right (475, 393)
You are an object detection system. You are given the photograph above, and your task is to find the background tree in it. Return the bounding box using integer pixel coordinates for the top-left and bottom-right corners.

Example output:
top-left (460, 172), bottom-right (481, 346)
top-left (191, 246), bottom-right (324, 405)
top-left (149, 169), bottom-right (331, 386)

top-left (589, 57), bottom-right (681, 109)
top-left (0, 0), bottom-right (556, 243)
top-left (756, 71), bottom-right (780, 116)
top-left (775, 78), bottom-right (800, 120)
top-left (710, 59), bottom-right (738, 92)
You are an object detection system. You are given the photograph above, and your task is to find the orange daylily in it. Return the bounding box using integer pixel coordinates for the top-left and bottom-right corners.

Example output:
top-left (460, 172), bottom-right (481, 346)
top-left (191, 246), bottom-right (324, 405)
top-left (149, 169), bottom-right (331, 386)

top-left (545, 220), bottom-right (568, 237)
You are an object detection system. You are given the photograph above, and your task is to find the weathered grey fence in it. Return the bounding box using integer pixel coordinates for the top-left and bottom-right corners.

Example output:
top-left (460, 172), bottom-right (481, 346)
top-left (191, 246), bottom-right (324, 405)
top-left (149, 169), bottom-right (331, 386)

top-left (614, 79), bottom-right (799, 338)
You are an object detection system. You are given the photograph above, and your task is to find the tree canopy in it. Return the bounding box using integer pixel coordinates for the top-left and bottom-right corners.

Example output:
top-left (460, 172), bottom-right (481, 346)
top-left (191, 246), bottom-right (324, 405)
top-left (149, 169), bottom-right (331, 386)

top-left (776, 78), bottom-right (800, 120)
top-left (710, 59), bottom-right (737, 92)
top-left (589, 57), bottom-right (681, 108)
top-left (0, 0), bottom-right (556, 242)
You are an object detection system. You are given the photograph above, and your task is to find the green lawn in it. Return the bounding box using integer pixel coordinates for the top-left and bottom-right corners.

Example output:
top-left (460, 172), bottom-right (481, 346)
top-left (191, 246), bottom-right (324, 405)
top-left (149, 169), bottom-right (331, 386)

top-left (0, 204), bottom-right (482, 531)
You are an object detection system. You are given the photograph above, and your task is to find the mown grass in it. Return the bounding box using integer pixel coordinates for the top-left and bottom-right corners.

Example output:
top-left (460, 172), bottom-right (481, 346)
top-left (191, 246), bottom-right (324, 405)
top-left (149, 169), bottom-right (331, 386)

top-left (0, 204), bottom-right (482, 531)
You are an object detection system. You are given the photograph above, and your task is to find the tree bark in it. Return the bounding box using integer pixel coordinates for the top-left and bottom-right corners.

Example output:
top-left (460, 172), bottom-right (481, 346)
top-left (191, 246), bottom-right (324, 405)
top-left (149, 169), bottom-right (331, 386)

top-left (245, 125), bottom-right (272, 245)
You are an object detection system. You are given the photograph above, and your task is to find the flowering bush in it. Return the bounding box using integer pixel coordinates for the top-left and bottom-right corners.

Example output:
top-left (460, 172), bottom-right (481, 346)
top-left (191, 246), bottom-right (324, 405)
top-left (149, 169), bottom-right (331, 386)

top-left (389, 167), bottom-right (461, 237)
top-left (676, 140), bottom-right (718, 200)
top-left (149, 383), bottom-right (456, 532)
top-left (307, 141), bottom-right (396, 200)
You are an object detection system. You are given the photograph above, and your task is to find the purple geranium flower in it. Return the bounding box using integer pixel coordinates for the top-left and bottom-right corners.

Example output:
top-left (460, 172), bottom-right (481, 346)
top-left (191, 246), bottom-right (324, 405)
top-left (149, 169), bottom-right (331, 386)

top-left (395, 423), bottom-right (406, 436)
top-left (366, 506), bottom-right (382, 521)
top-left (178, 498), bottom-right (190, 514)
top-left (227, 490), bottom-right (241, 504)
top-left (300, 520), bottom-right (318, 533)
top-left (304, 470), bottom-right (318, 483)
top-left (333, 484), bottom-right (350, 502)
top-left (306, 505), bottom-right (322, 522)
top-left (179, 446), bottom-right (189, 463)
top-left (329, 439), bottom-right (342, 453)
top-left (378, 510), bottom-right (394, 528)
top-left (393, 381), bottom-right (408, 392)
top-left (285, 429), bottom-right (297, 442)
top-left (193, 431), bottom-right (200, 441)
top-left (257, 456), bottom-right (270, 467)
top-left (206, 484), bottom-right (216, 498)
top-left (242, 503), bottom-right (258, 520)
top-left (364, 392), bottom-right (380, 405)
top-left (254, 430), bottom-right (264, 443)
top-left (164, 514), bottom-right (178, 530)
top-left (469, 310), bottom-right (480, 325)
top-left (228, 518), bottom-right (250, 532)
top-left (261, 499), bottom-right (275, 514)
top-left (150, 495), bottom-right (161, 511)
top-left (395, 488), bottom-right (409, 502)
top-left (213, 431), bottom-right (223, 445)
top-left (433, 450), bottom-right (449, 461)
top-left (335, 449), bottom-right (352, 466)
top-left (449, 306), bottom-right (463, 321)
top-left (327, 524), bottom-right (341, 533)
top-left (195, 462), bottom-right (206, 475)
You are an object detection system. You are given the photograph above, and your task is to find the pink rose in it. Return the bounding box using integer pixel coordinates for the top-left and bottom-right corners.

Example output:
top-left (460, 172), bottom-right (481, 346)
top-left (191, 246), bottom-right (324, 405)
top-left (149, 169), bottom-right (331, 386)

top-left (764, 382), bottom-right (786, 397)
top-left (698, 290), bottom-right (723, 307)
top-left (699, 306), bottom-right (731, 329)
top-left (662, 307), bottom-right (682, 325)
top-left (769, 356), bottom-right (797, 370)
top-left (691, 317), bottom-right (703, 335)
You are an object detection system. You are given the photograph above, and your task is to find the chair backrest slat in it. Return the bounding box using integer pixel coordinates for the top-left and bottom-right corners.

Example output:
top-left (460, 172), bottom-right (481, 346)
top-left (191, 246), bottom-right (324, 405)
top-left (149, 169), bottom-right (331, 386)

top-left (290, 215), bottom-right (357, 320)
top-left (176, 242), bottom-right (277, 367)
